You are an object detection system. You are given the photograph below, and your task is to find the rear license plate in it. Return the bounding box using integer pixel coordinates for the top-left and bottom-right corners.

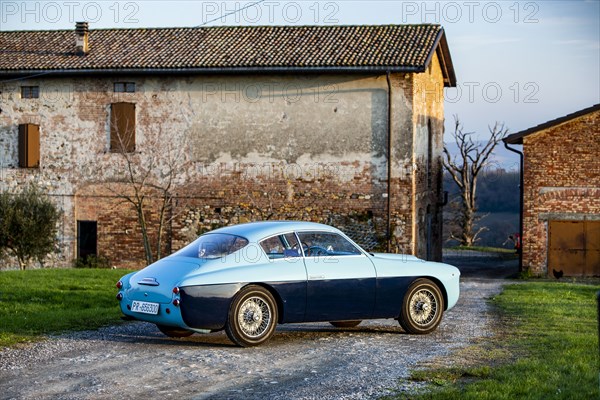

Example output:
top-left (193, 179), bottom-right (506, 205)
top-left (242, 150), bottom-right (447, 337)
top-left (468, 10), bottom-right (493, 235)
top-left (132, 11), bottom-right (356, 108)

top-left (131, 300), bottom-right (159, 315)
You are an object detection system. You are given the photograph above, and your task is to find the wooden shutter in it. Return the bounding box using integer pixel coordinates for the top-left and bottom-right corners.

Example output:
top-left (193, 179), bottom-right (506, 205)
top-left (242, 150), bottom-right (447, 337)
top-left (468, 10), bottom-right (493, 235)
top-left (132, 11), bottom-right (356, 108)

top-left (18, 123), bottom-right (40, 168)
top-left (110, 102), bottom-right (136, 152)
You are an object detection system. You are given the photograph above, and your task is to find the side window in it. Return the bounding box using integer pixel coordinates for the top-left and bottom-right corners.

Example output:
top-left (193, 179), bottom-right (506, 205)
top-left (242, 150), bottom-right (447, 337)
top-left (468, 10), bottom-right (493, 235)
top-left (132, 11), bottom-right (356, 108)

top-left (174, 233), bottom-right (248, 259)
top-left (297, 232), bottom-right (362, 257)
top-left (260, 236), bottom-right (285, 259)
top-left (259, 233), bottom-right (302, 260)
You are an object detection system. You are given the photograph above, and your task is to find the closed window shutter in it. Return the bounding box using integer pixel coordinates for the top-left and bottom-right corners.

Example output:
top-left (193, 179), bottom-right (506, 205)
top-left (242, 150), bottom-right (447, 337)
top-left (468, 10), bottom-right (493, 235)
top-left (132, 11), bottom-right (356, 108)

top-left (110, 102), bottom-right (136, 152)
top-left (18, 123), bottom-right (40, 168)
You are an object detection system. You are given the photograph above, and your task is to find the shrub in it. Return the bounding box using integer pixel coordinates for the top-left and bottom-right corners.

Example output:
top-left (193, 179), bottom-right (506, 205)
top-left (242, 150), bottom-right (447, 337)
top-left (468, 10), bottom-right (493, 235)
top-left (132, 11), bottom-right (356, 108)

top-left (0, 184), bottom-right (61, 269)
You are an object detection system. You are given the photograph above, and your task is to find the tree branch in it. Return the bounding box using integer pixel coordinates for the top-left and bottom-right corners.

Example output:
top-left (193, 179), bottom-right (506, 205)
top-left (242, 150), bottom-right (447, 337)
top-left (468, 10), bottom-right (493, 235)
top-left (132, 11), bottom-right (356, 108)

top-left (442, 116), bottom-right (508, 247)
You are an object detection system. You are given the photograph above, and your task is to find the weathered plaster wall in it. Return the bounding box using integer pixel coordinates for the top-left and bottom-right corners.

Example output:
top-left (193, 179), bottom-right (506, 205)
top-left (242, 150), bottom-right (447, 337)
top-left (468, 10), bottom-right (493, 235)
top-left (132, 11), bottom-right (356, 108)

top-left (0, 69), bottom-right (445, 268)
top-left (172, 73), bottom-right (414, 258)
top-left (411, 52), bottom-right (446, 260)
top-left (522, 110), bottom-right (600, 274)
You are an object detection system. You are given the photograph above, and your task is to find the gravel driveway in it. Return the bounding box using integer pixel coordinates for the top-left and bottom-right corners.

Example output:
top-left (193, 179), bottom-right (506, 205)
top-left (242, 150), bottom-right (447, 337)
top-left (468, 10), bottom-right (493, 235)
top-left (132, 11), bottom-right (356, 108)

top-left (0, 276), bottom-right (504, 400)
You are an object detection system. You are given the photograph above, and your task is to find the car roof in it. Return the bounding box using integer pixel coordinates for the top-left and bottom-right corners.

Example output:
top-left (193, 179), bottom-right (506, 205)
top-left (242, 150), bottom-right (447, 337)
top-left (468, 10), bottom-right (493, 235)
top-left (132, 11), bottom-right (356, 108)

top-left (207, 221), bottom-right (340, 242)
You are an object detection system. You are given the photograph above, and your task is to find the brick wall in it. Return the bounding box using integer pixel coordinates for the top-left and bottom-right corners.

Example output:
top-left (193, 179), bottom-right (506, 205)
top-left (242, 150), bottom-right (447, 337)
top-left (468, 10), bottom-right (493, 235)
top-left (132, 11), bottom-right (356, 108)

top-left (522, 109), bottom-right (600, 274)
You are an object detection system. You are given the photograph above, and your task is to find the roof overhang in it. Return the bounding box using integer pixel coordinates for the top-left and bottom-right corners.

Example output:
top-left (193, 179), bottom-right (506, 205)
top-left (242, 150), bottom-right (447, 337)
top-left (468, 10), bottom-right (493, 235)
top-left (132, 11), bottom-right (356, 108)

top-left (504, 103), bottom-right (600, 145)
top-left (0, 65), bottom-right (436, 80)
top-left (425, 28), bottom-right (456, 87)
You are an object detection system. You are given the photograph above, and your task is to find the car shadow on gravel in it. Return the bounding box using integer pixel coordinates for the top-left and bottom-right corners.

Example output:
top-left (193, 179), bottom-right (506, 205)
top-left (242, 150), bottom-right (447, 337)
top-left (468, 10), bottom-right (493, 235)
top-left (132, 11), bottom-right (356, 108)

top-left (97, 325), bottom-right (236, 348)
top-left (99, 321), bottom-right (407, 348)
top-left (276, 322), bottom-right (403, 335)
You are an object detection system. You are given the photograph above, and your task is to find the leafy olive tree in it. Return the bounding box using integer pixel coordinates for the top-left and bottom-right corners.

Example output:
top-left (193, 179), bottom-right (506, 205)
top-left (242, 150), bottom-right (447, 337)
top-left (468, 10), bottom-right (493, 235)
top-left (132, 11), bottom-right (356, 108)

top-left (0, 184), bottom-right (61, 269)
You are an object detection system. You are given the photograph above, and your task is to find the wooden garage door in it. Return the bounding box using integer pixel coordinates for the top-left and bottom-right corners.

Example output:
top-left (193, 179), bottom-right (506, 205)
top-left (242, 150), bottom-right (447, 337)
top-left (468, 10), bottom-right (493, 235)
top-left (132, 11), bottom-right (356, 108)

top-left (548, 220), bottom-right (600, 276)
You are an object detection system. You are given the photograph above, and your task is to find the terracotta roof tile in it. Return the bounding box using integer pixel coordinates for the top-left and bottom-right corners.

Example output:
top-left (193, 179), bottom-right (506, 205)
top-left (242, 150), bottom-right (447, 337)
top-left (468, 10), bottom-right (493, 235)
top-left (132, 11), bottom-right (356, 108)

top-left (0, 24), bottom-right (454, 84)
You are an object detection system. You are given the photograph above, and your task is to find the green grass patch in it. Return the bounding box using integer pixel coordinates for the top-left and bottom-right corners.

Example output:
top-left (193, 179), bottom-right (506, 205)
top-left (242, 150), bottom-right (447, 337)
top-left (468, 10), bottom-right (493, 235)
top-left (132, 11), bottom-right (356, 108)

top-left (0, 269), bottom-right (133, 347)
top-left (393, 282), bottom-right (600, 399)
top-left (446, 245), bottom-right (517, 254)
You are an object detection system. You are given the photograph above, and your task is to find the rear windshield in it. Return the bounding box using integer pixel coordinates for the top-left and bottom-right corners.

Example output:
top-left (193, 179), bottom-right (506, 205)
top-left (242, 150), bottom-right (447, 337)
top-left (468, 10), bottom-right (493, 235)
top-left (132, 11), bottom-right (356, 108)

top-left (174, 233), bottom-right (249, 259)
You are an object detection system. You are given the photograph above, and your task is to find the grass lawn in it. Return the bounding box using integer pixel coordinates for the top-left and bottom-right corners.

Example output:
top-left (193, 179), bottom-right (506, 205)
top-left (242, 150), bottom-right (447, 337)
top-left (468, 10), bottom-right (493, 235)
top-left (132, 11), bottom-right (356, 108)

top-left (389, 282), bottom-right (600, 399)
top-left (445, 245), bottom-right (517, 254)
top-left (0, 268), bottom-right (132, 347)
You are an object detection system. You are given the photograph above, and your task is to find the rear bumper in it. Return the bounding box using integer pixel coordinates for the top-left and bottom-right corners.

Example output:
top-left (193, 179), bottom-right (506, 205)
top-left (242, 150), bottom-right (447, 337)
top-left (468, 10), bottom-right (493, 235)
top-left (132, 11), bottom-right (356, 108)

top-left (119, 295), bottom-right (189, 328)
top-left (116, 280), bottom-right (240, 331)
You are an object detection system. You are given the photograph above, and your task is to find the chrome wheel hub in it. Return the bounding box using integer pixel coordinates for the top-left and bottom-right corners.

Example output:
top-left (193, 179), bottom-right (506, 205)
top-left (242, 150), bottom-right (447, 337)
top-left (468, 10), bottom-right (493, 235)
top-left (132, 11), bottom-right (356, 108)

top-left (238, 296), bottom-right (271, 338)
top-left (409, 289), bottom-right (437, 326)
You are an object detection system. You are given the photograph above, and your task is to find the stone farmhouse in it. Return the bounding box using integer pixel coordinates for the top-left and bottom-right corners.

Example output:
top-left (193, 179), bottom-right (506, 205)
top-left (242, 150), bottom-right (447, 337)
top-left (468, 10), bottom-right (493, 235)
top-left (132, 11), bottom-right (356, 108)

top-left (504, 104), bottom-right (600, 277)
top-left (0, 23), bottom-right (456, 268)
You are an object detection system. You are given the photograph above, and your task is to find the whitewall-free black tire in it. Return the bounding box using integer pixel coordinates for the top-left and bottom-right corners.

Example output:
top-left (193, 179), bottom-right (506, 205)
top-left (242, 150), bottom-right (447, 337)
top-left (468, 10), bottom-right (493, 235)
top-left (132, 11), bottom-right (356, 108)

top-left (225, 285), bottom-right (278, 347)
top-left (399, 279), bottom-right (444, 334)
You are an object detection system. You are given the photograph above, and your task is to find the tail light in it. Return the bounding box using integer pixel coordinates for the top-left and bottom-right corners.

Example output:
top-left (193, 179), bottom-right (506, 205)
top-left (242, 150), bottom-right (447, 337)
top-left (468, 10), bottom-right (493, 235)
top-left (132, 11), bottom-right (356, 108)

top-left (116, 293), bottom-right (123, 301)
top-left (172, 287), bottom-right (180, 294)
top-left (116, 281), bottom-right (123, 289)
top-left (173, 299), bottom-right (180, 307)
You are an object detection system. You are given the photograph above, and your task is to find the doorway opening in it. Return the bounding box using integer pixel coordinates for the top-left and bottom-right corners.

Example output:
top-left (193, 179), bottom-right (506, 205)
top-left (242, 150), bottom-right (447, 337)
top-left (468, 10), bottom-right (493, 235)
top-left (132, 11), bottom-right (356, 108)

top-left (77, 220), bottom-right (97, 262)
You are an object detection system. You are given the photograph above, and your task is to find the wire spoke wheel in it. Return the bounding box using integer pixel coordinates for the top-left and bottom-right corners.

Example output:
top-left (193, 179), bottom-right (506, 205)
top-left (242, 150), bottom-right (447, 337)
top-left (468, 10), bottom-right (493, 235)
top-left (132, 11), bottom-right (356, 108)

top-left (237, 296), bottom-right (272, 338)
top-left (226, 285), bottom-right (278, 347)
top-left (409, 289), bottom-right (438, 326)
top-left (399, 279), bottom-right (444, 334)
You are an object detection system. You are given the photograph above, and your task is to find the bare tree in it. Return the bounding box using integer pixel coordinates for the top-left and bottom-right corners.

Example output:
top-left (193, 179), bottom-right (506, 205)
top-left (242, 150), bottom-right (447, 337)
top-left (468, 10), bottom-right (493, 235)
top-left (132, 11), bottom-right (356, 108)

top-left (239, 167), bottom-right (326, 223)
top-left (241, 176), bottom-right (297, 221)
top-left (106, 119), bottom-right (189, 266)
top-left (243, 183), bottom-right (278, 221)
top-left (443, 117), bottom-right (508, 247)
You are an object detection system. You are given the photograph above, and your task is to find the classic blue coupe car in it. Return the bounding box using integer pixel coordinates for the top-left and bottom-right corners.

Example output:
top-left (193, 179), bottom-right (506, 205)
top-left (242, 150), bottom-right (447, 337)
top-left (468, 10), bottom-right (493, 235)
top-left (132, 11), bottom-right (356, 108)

top-left (117, 221), bottom-right (460, 347)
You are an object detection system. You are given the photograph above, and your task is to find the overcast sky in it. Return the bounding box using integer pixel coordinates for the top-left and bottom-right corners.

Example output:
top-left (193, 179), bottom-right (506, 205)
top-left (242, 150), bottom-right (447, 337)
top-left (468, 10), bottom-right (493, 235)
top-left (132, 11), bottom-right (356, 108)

top-left (2, 0), bottom-right (599, 154)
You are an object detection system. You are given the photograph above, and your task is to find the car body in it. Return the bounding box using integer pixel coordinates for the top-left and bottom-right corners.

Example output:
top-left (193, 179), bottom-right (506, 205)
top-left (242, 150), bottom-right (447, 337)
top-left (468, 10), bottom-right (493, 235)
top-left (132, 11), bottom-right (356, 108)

top-left (117, 221), bottom-right (460, 346)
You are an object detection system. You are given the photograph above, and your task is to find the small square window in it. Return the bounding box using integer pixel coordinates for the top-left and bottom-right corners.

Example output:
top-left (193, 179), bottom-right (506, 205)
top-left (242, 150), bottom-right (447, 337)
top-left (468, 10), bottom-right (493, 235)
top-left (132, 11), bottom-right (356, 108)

top-left (21, 86), bottom-right (39, 99)
top-left (114, 82), bottom-right (136, 93)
